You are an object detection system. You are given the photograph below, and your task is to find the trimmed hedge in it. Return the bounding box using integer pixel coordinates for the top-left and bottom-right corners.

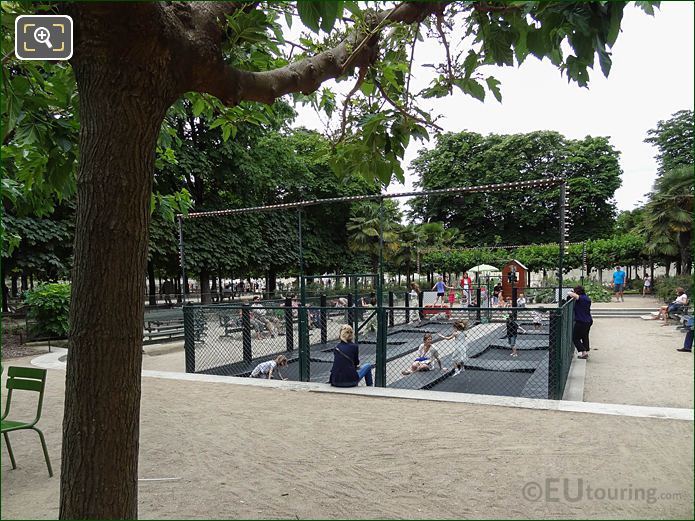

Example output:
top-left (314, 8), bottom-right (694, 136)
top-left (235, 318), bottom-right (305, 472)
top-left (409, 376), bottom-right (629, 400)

top-left (25, 283), bottom-right (71, 338)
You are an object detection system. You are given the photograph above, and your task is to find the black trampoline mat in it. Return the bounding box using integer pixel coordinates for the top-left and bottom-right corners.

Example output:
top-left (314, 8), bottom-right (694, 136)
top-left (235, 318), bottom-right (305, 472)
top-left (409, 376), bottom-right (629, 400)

top-left (430, 368), bottom-right (533, 396)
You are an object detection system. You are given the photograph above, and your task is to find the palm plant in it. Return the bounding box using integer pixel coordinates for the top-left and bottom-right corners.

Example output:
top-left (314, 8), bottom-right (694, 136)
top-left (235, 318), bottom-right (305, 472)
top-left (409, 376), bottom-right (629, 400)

top-left (641, 166), bottom-right (694, 274)
top-left (347, 202), bottom-right (400, 274)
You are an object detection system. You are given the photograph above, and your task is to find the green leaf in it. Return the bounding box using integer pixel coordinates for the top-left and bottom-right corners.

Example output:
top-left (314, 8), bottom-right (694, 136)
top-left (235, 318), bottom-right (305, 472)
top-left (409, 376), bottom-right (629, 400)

top-left (297, 1), bottom-right (322, 32)
top-left (319, 1), bottom-right (342, 33)
top-left (454, 78), bottom-right (485, 102)
top-left (606, 2), bottom-right (626, 47)
top-left (192, 98), bottom-right (205, 117)
top-left (360, 81), bottom-right (375, 96)
top-left (463, 50), bottom-right (478, 78)
top-left (596, 41), bottom-right (612, 77)
top-left (485, 76), bottom-right (502, 102)
top-left (635, 1), bottom-right (658, 16)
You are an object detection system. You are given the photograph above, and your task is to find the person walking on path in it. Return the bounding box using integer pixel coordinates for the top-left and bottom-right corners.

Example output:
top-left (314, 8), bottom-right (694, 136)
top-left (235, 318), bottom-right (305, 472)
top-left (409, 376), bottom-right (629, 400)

top-left (612, 266), bottom-right (626, 302)
top-left (568, 285), bottom-right (593, 359)
top-left (642, 275), bottom-right (651, 297)
top-left (160, 278), bottom-right (174, 306)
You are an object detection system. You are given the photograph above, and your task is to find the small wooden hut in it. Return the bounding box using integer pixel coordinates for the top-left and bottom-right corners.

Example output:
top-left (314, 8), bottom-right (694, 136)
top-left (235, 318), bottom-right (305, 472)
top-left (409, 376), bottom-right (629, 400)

top-left (501, 259), bottom-right (527, 299)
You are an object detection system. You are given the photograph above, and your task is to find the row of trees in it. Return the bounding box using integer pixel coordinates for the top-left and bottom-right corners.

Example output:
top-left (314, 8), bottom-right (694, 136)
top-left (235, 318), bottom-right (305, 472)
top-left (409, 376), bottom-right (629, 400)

top-left (6, 113), bottom-right (689, 304)
top-left (0, 2), bottom-right (662, 517)
top-left (616, 110), bottom-right (693, 276)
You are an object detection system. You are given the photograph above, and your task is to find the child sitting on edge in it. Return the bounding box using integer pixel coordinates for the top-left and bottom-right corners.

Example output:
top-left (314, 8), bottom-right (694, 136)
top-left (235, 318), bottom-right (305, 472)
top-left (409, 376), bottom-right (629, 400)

top-left (506, 313), bottom-right (526, 357)
top-left (250, 355), bottom-right (288, 380)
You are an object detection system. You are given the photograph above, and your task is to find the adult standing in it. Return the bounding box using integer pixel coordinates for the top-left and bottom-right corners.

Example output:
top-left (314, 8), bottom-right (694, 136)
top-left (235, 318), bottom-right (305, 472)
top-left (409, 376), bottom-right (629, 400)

top-left (459, 271), bottom-right (472, 306)
top-left (329, 325), bottom-right (374, 387)
top-left (568, 285), bottom-right (593, 360)
top-left (160, 278), bottom-right (174, 306)
top-left (612, 266), bottom-right (626, 302)
top-left (492, 281), bottom-right (503, 306)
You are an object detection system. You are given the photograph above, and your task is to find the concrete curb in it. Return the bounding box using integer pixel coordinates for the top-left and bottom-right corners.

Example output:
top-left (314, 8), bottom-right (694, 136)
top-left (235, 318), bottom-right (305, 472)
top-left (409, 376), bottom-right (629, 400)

top-left (32, 348), bottom-right (693, 422)
top-left (562, 356), bottom-right (586, 401)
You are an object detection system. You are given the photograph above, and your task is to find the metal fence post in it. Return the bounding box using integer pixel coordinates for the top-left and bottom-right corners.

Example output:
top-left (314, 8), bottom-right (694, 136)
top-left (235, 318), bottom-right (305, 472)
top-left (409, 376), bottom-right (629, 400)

top-left (548, 310), bottom-right (560, 399)
top-left (405, 291), bottom-right (410, 324)
top-left (418, 290), bottom-right (424, 321)
top-left (298, 305), bottom-right (310, 382)
top-left (388, 291), bottom-right (394, 327)
top-left (183, 305), bottom-right (195, 373)
top-left (347, 293), bottom-right (354, 327)
top-left (320, 294), bottom-right (327, 344)
top-left (284, 296), bottom-right (294, 352)
top-left (375, 307), bottom-right (387, 387)
top-left (242, 304), bottom-right (252, 363)
top-left (476, 287), bottom-right (482, 322)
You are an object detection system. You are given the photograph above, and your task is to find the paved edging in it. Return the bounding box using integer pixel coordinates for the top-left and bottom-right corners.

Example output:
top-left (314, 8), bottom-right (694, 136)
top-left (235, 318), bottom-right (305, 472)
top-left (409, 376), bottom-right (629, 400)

top-left (31, 348), bottom-right (693, 422)
top-left (562, 356), bottom-right (586, 401)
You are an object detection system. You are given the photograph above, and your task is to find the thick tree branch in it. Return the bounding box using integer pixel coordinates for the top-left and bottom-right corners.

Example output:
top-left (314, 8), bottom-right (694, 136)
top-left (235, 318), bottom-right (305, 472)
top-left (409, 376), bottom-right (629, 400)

top-left (187, 1), bottom-right (449, 106)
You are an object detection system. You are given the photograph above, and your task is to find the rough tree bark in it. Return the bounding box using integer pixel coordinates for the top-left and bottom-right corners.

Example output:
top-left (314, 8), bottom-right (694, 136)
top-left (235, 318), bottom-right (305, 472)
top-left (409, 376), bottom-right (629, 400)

top-left (61, 5), bottom-right (176, 518)
top-left (200, 268), bottom-right (211, 304)
top-left (62, 2), bottom-right (445, 518)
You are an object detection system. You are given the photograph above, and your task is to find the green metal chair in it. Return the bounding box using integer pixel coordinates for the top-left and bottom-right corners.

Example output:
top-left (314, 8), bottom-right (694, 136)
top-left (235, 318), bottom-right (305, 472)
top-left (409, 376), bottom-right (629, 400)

top-left (1, 366), bottom-right (53, 477)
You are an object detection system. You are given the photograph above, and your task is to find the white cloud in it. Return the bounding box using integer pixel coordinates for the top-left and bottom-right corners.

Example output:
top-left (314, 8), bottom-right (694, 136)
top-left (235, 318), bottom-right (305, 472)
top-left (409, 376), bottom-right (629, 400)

top-left (293, 3), bottom-right (694, 212)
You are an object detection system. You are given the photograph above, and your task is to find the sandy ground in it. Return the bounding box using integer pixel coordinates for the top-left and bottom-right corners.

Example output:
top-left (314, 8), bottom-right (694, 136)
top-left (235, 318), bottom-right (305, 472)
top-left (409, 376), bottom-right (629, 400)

top-left (2, 296), bottom-right (693, 519)
top-left (1, 363), bottom-right (692, 519)
top-left (583, 317), bottom-right (693, 408)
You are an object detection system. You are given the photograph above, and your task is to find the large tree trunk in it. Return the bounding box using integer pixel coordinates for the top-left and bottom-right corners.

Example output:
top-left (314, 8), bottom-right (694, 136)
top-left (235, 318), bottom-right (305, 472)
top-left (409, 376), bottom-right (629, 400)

top-left (61, 20), bottom-right (172, 518)
top-left (11, 274), bottom-right (18, 298)
top-left (200, 268), bottom-right (211, 304)
top-left (147, 261), bottom-right (157, 306)
top-left (267, 269), bottom-right (277, 298)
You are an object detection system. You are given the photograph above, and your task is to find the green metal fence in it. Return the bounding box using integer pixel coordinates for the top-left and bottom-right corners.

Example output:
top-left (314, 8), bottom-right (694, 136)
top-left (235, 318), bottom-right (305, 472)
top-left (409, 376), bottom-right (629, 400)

top-left (183, 297), bottom-right (576, 400)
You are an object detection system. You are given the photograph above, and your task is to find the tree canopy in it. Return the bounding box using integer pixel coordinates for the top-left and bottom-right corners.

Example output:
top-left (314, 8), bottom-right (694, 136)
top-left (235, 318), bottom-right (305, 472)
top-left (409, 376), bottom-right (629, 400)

top-left (409, 130), bottom-right (622, 244)
top-left (0, 1), bottom-right (661, 518)
top-left (644, 109), bottom-right (694, 176)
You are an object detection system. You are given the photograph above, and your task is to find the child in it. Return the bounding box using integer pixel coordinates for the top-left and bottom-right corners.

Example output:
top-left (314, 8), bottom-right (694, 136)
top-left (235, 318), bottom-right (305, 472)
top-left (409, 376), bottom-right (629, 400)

top-left (448, 287), bottom-right (456, 307)
top-left (402, 333), bottom-right (444, 374)
top-left (532, 310), bottom-right (543, 330)
top-left (506, 313), bottom-right (526, 357)
top-left (250, 355), bottom-right (288, 380)
top-left (439, 321), bottom-right (468, 376)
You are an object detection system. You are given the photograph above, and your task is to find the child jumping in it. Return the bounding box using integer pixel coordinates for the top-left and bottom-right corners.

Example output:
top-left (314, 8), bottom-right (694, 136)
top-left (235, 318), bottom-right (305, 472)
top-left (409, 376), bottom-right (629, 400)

top-left (250, 355), bottom-right (288, 380)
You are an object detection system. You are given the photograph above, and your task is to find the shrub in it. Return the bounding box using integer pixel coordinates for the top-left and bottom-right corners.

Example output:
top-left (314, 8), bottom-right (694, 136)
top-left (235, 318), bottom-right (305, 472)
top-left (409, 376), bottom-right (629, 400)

top-left (25, 283), bottom-right (71, 338)
top-left (654, 276), bottom-right (694, 303)
top-left (583, 282), bottom-right (612, 303)
top-left (625, 278), bottom-right (644, 291)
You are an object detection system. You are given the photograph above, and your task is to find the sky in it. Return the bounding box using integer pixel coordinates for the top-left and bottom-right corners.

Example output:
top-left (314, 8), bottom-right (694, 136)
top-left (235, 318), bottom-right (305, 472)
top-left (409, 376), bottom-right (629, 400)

top-left (293, 2), bottom-right (694, 212)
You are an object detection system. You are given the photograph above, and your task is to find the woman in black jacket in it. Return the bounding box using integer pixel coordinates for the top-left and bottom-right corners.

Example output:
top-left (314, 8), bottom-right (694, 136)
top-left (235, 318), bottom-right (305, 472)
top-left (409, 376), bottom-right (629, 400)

top-left (329, 324), bottom-right (374, 387)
